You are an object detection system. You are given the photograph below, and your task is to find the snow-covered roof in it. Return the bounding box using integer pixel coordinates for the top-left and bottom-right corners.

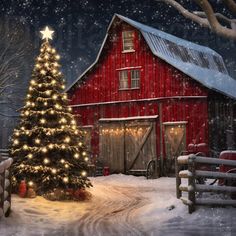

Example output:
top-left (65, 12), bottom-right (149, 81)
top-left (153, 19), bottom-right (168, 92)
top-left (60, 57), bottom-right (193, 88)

top-left (67, 14), bottom-right (236, 99)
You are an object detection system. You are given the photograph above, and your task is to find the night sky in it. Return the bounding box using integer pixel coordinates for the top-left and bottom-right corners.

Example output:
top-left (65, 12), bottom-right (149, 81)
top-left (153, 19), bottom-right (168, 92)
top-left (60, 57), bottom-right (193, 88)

top-left (0, 0), bottom-right (235, 86)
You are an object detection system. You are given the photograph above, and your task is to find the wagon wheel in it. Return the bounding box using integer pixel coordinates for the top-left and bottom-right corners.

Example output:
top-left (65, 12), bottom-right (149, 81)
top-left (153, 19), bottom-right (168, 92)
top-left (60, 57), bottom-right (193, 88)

top-left (224, 168), bottom-right (236, 200)
top-left (146, 160), bottom-right (159, 179)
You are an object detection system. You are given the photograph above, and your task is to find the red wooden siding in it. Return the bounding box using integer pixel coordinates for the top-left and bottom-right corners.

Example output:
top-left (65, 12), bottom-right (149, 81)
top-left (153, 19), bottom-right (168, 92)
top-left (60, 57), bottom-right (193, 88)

top-left (68, 21), bottom-right (210, 162)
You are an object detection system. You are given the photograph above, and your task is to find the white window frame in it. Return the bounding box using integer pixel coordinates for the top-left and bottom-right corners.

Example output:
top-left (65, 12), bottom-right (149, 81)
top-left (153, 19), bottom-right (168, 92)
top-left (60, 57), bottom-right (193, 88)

top-left (119, 70), bottom-right (129, 90)
top-left (122, 31), bottom-right (135, 52)
top-left (131, 69), bottom-right (140, 89)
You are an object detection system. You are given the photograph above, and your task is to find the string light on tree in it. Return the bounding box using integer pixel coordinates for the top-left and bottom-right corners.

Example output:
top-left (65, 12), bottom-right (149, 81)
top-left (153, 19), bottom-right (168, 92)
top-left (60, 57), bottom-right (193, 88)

top-left (10, 25), bottom-right (91, 200)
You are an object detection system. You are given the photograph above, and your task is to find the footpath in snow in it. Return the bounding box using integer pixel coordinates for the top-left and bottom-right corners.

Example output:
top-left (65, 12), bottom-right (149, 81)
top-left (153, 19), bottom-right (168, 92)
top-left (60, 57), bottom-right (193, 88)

top-left (0, 174), bottom-right (235, 236)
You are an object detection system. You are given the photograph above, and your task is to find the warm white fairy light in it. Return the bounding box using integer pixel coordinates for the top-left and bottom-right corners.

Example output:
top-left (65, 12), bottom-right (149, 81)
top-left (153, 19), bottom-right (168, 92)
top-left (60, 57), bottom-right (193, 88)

top-left (27, 94), bottom-right (31, 98)
top-left (81, 171), bottom-right (87, 177)
top-left (84, 157), bottom-right (89, 162)
top-left (64, 137), bottom-right (70, 143)
top-left (60, 159), bottom-right (65, 164)
top-left (74, 130), bottom-right (78, 135)
top-left (65, 164), bottom-right (69, 169)
top-left (50, 110), bottom-right (55, 114)
top-left (41, 111), bottom-right (45, 115)
top-left (60, 117), bottom-right (67, 123)
top-left (31, 102), bottom-right (35, 107)
top-left (40, 69), bottom-right (46, 75)
top-left (52, 69), bottom-right (57, 74)
top-left (29, 86), bottom-right (33, 91)
top-left (38, 84), bottom-right (42, 88)
top-left (44, 158), bottom-right (50, 164)
top-left (26, 101), bottom-right (31, 106)
top-left (36, 63), bottom-right (41, 68)
top-left (13, 139), bottom-right (19, 145)
top-left (35, 138), bottom-right (41, 144)
top-left (44, 62), bottom-right (49, 67)
top-left (55, 54), bottom-right (60, 60)
top-left (31, 80), bottom-right (36, 85)
top-left (44, 54), bottom-right (49, 60)
top-left (23, 144), bottom-right (28, 150)
top-left (25, 111), bottom-right (30, 116)
top-left (28, 181), bottom-right (34, 187)
top-left (40, 118), bottom-right (46, 124)
top-left (46, 90), bottom-right (51, 95)
top-left (74, 153), bottom-right (79, 159)
top-left (68, 107), bottom-right (72, 112)
top-left (44, 102), bottom-right (48, 106)
top-left (52, 48), bottom-right (56, 53)
top-left (48, 143), bottom-right (54, 149)
top-left (79, 142), bottom-right (82, 147)
top-left (71, 120), bottom-right (76, 125)
top-left (52, 94), bottom-right (58, 100)
top-left (72, 125), bottom-right (76, 130)
top-left (20, 164), bottom-right (25, 168)
top-left (52, 168), bottom-right (57, 174)
top-left (61, 144), bottom-right (66, 149)
top-left (28, 154), bottom-right (33, 159)
top-left (21, 127), bottom-right (25, 130)
top-left (26, 131), bottom-right (30, 135)
top-left (42, 147), bottom-right (47, 153)
top-left (52, 80), bottom-right (56, 84)
top-left (82, 151), bottom-right (86, 156)
top-left (61, 85), bottom-right (65, 89)
top-left (63, 177), bottom-right (69, 183)
top-left (15, 131), bottom-right (20, 136)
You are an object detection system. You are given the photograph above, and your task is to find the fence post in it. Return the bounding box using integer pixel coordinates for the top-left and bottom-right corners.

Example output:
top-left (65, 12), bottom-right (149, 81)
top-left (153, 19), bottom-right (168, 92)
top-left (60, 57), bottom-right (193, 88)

top-left (188, 154), bottom-right (196, 213)
top-left (175, 156), bottom-right (182, 199)
top-left (0, 171), bottom-right (4, 217)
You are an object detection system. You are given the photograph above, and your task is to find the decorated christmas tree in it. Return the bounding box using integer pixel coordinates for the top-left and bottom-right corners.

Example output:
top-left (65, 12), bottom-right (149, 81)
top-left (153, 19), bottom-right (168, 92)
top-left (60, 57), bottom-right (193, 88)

top-left (10, 27), bottom-right (92, 199)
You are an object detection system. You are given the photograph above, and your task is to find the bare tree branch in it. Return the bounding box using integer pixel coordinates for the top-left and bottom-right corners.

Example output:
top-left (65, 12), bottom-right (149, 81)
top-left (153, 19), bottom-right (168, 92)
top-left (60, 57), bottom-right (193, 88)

top-left (158, 0), bottom-right (236, 40)
top-left (222, 0), bottom-right (236, 15)
top-left (194, 0), bottom-right (236, 39)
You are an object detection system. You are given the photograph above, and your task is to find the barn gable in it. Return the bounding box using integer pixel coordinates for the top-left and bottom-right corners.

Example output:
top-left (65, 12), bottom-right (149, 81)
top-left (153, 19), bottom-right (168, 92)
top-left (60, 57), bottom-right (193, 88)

top-left (67, 14), bottom-right (236, 100)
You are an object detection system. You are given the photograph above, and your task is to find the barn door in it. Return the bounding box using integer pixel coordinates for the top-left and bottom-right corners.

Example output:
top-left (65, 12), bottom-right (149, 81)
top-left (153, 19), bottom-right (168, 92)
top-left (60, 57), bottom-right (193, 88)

top-left (99, 120), bottom-right (156, 174)
top-left (164, 122), bottom-right (186, 174)
top-left (99, 122), bottom-right (125, 173)
top-left (125, 122), bottom-right (156, 173)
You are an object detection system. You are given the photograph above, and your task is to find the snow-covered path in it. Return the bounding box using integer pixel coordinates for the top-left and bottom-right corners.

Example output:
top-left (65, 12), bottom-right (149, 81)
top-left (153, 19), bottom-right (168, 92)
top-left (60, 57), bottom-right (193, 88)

top-left (0, 174), bottom-right (236, 236)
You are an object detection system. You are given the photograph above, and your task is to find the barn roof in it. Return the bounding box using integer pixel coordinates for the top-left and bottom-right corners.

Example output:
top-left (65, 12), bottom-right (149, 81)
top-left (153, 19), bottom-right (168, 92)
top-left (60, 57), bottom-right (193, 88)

top-left (67, 14), bottom-right (236, 99)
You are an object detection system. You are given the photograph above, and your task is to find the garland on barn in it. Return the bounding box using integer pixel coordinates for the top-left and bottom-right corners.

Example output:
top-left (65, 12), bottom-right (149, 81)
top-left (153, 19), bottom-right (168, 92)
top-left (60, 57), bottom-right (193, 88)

top-left (10, 26), bottom-right (92, 199)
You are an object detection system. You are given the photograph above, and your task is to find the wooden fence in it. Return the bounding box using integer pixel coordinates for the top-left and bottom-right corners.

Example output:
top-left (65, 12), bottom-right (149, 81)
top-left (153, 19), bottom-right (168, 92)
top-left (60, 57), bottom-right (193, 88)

top-left (176, 154), bottom-right (236, 213)
top-left (0, 156), bottom-right (13, 218)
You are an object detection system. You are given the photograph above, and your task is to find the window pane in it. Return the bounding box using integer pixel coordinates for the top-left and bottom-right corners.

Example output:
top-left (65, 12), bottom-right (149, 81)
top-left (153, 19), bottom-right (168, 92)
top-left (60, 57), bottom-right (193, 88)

top-left (122, 31), bottom-right (134, 51)
top-left (131, 69), bottom-right (140, 88)
top-left (119, 70), bottom-right (128, 89)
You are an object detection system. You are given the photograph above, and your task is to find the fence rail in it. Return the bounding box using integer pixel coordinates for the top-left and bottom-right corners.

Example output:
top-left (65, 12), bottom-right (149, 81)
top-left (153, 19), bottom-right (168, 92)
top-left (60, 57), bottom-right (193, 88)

top-left (176, 154), bottom-right (236, 213)
top-left (0, 156), bottom-right (13, 218)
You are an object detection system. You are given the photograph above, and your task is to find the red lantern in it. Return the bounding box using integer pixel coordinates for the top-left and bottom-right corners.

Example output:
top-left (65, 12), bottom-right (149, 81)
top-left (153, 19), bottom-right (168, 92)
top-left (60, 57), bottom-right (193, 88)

top-left (18, 180), bottom-right (27, 198)
top-left (103, 166), bottom-right (110, 176)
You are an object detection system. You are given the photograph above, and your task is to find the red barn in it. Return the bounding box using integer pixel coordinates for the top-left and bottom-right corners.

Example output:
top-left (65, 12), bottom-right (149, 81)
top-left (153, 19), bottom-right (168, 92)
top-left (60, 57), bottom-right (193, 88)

top-left (67, 14), bottom-right (236, 175)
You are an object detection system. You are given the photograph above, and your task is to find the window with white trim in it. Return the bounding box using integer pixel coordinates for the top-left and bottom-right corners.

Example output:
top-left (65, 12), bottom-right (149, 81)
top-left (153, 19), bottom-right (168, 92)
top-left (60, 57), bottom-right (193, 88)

top-left (131, 70), bottom-right (140, 88)
top-left (122, 31), bottom-right (134, 51)
top-left (118, 69), bottom-right (141, 90)
top-left (119, 70), bottom-right (129, 89)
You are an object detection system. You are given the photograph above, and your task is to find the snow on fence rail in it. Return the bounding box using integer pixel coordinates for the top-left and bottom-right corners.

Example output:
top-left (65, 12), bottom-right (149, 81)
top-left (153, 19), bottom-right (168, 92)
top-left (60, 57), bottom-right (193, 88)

top-left (0, 155), bottom-right (13, 218)
top-left (176, 154), bottom-right (236, 213)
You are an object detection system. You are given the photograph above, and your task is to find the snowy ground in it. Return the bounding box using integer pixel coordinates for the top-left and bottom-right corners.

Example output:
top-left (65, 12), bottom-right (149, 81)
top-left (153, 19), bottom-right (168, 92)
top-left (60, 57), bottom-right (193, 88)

top-left (0, 174), bottom-right (236, 236)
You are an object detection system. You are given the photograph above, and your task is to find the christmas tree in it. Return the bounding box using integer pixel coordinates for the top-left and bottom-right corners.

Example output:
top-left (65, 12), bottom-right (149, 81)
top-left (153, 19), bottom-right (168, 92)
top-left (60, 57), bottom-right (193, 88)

top-left (10, 26), bottom-right (92, 198)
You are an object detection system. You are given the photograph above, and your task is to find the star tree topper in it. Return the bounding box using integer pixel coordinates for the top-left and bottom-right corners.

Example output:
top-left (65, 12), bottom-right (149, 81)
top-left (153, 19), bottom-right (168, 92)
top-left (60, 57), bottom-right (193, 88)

top-left (40, 26), bottom-right (54, 41)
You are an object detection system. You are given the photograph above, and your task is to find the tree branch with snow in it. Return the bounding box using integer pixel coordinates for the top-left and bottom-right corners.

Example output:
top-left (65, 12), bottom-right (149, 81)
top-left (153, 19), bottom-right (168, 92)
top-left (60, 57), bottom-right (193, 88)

top-left (157, 0), bottom-right (236, 40)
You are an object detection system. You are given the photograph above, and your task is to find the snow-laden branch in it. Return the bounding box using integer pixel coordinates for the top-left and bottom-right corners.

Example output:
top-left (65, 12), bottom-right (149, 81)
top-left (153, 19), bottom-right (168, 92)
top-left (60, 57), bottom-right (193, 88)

top-left (158, 0), bottom-right (236, 40)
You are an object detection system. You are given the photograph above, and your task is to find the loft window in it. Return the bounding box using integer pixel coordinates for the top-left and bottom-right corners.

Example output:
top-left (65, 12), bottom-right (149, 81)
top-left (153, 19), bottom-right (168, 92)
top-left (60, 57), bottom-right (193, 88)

top-left (131, 70), bottom-right (140, 88)
top-left (118, 69), bottom-right (141, 90)
top-left (119, 70), bottom-right (129, 89)
top-left (122, 31), bottom-right (134, 52)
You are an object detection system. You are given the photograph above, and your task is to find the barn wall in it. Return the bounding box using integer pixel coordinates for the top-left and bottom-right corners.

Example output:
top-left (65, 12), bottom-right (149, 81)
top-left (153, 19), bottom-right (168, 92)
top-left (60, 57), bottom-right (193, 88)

top-left (69, 22), bottom-right (208, 106)
top-left (68, 21), bottom-right (210, 164)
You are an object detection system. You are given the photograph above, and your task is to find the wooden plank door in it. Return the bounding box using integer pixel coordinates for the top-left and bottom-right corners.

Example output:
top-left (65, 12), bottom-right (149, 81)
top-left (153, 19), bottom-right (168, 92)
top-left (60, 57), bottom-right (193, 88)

top-left (125, 121), bottom-right (156, 172)
top-left (99, 122), bottom-right (125, 173)
top-left (164, 122), bottom-right (186, 174)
